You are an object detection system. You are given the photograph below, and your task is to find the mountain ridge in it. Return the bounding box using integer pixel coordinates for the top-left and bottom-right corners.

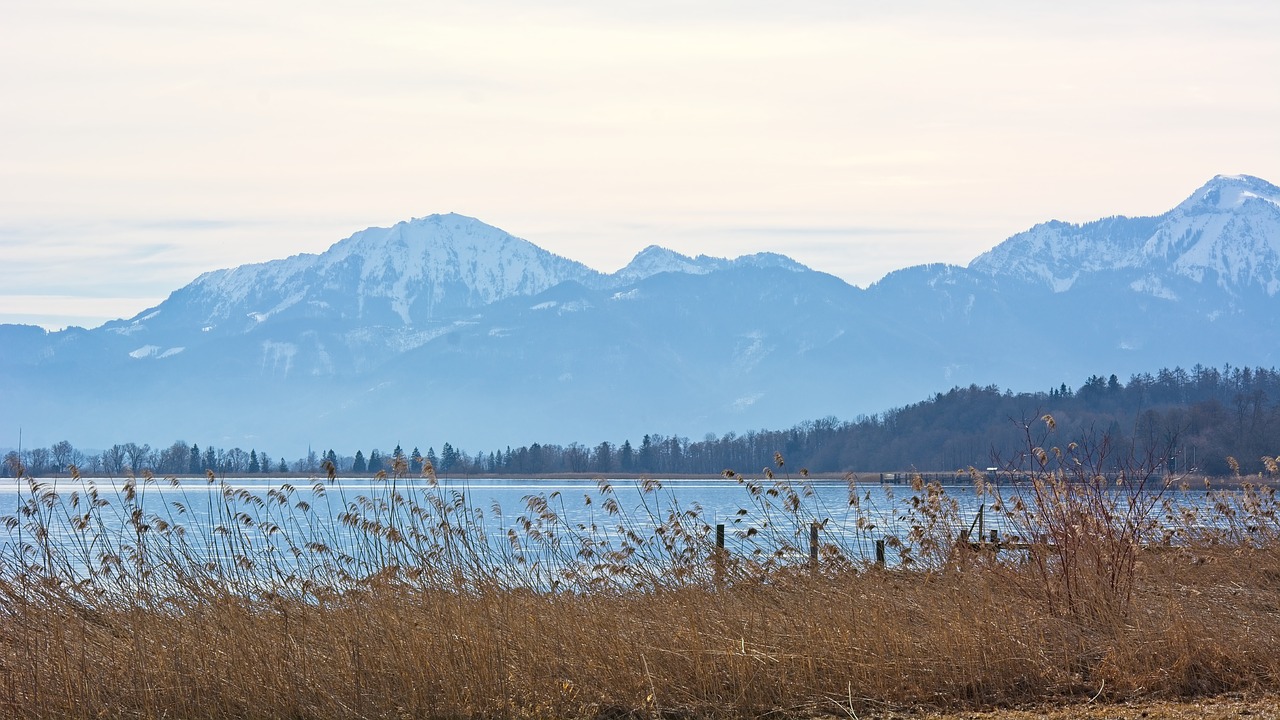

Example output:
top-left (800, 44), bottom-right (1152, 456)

top-left (969, 174), bottom-right (1280, 299)
top-left (4, 175), bottom-right (1280, 452)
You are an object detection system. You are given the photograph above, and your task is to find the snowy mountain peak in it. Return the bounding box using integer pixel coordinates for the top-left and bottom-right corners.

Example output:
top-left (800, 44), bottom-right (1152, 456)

top-left (1174, 174), bottom-right (1280, 214)
top-left (615, 246), bottom-right (716, 282)
top-left (163, 214), bottom-right (602, 331)
top-left (969, 174), bottom-right (1280, 300)
top-left (733, 252), bottom-right (810, 272)
top-left (615, 246), bottom-right (810, 283)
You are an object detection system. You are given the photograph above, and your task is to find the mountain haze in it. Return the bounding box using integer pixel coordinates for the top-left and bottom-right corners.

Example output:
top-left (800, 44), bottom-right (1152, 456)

top-left (4, 175), bottom-right (1280, 454)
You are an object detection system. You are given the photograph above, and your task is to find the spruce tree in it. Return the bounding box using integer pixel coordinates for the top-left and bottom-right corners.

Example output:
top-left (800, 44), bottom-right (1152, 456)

top-left (352, 450), bottom-right (367, 473)
top-left (639, 435), bottom-right (655, 472)
top-left (620, 440), bottom-right (634, 472)
top-left (440, 443), bottom-right (459, 471)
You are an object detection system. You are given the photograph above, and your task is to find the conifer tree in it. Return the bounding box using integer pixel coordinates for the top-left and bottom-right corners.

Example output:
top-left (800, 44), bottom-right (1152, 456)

top-left (441, 442), bottom-right (459, 471)
top-left (620, 440), bottom-right (634, 472)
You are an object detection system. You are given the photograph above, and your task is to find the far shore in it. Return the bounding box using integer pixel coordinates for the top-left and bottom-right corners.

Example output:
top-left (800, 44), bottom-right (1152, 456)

top-left (6, 470), bottom-right (1274, 489)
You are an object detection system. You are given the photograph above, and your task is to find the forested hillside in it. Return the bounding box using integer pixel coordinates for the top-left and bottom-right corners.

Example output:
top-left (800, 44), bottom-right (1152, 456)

top-left (10, 364), bottom-right (1277, 478)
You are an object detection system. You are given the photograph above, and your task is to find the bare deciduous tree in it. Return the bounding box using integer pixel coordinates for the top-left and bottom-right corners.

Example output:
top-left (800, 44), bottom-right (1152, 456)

top-left (49, 440), bottom-right (74, 475)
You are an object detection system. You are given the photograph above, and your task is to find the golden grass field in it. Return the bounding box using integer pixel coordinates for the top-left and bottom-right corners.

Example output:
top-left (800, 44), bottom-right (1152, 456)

top-left (3, 429), bottom-right (1279, 719)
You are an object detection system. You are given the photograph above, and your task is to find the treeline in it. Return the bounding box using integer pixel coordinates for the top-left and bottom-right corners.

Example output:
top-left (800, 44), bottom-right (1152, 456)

top-left (3, 441), bottom-right (291, 478)
top-left (6, 364), bottom-right (1280, 478)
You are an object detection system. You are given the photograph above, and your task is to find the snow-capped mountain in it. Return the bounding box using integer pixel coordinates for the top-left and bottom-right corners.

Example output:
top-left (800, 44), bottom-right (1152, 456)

top-left (114, 213), bottom-right (605, 338)
top-left (970, 175), bottom-right (1280, 300)
top-left (4, 175), bottom-right (1280, 454)
top-left (615, 246), bottom-right (810, 283)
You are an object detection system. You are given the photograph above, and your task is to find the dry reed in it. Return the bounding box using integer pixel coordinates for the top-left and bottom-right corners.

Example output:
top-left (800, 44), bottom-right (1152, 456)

top-left (2, 438), bottom-right (1279, 719)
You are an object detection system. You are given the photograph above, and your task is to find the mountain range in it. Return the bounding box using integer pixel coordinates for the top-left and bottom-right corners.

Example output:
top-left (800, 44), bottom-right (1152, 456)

top-left (4, 174), bottom-right (1280, 454)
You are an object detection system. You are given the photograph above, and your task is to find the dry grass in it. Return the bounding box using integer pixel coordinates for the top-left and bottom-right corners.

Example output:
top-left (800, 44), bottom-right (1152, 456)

top-left (2, 443), bottom-right (1280, 719)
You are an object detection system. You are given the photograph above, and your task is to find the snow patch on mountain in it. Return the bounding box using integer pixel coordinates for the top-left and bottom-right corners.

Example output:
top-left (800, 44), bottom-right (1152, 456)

top-left (1128, 276), bottom-right (1178, 301)
top-left (109, 324), bottom-right (147, 337)
top-left (127, 345), bottom-right (183, 359)
top-left (531, 299), bottom-right (590, 314)
top-left (261, 341), bottom-right (297, 378)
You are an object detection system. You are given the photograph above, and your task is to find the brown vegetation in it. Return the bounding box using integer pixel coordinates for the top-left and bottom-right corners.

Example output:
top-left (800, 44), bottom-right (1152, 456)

top-left (2, 422), bottom-right (1279, 719)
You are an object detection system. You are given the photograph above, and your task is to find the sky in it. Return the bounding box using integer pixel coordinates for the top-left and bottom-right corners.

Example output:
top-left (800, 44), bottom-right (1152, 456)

top-left (3, 1), bottom-right (1279, 330)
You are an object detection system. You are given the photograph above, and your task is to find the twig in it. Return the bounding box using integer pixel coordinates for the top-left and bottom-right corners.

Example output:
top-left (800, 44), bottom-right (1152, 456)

top-left (641, 653), bottom-right (658, 718)
top-left (1088, 679), bottom-right (1106, 704)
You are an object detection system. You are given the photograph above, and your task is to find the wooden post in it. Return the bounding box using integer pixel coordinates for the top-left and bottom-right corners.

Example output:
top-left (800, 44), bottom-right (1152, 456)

top-left (875, 538), bottom-right (886, 566)
top-left (714, 523), bottom-right (725, 587)
top-left (809, 522), bottom-right (819, 570)
top-left (988, 529), bottom-right (998, 544)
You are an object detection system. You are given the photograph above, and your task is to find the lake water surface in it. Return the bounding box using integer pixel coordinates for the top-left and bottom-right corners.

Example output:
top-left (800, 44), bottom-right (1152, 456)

top-left (0, 474), bottom-right (1236, 584)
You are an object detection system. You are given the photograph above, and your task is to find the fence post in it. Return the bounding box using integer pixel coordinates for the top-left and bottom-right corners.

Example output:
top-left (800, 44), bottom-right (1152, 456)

top-left (809, 522), bottom-right (819, 571)
top-left (714, 523), bottom-right (725, 586)
top-left (875, 538), bottom-right (886, 567)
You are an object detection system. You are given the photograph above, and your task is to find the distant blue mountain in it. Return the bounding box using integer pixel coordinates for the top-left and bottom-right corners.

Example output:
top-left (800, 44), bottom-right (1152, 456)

top-left (4, 175), bottom-right (1280, 453)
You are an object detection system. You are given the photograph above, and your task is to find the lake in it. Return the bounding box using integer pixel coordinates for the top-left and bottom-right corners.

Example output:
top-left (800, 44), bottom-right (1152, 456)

top-left (0, 473), bottom-right (1251, 591)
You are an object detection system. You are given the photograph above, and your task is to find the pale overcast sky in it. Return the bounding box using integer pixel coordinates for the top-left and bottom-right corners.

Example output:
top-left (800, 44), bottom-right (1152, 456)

top-left (3, 1), bottom-right (1279, 329)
